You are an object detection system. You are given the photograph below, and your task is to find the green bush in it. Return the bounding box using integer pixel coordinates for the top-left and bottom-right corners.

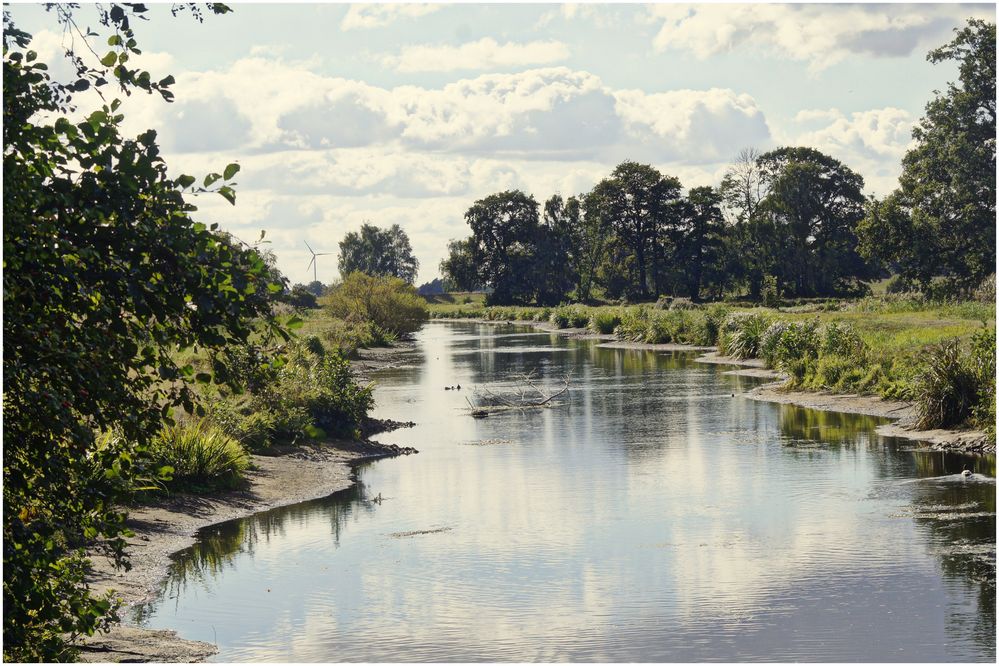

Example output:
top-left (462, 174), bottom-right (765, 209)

top-left (325, 272), bottom-right (428, 337)
top-left (589, 310), bottom-right (623, 334)
top-left (915, 340), bottom-right (979, 429)
top-left (550, 305), bottom-right (590, 329)
top-left (721, 312), bottom-right (770, 359)
top-left (821, 322), bottom-right (865, 357)
top-left (968, 328), bottom-right (996, 438)
top-left (151, 420), bottom-right (250, 491)
top-left (760, 320), bottom-right (820, 380)
top-left (691, 304), bottom-right (730, 346)
top-left (761, 275), bottom-right (782, 307)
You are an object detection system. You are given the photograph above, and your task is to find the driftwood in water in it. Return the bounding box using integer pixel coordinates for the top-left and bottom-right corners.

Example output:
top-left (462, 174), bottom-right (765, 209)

top-left (465, 372), bottom-right (570, 417)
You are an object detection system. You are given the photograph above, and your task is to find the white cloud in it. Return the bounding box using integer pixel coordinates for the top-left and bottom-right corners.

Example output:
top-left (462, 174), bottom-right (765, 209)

top-left (648, 4), bottom-right (993, 71)
top-left (382, 38), bottom-right (570, 73)
top-left (340, 4), bottom-right (441, 31)
top-left (789, 107), bottom-right (915, 161)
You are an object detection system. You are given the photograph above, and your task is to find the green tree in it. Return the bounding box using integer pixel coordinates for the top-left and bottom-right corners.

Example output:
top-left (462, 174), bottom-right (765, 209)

top-left (3, 6), bottom-right (289, 660)
top-left (536, 194), bottom-right (579, 305)
top-left (678, 186), bottom-right (727, 301)
top-left (439, 238), bottom-right (481, 292)
top-left (464, 190), bottom-right (541, 304)
top-left (591, 161), bottom-right (682, 299)
top-left (338, 222), bottom-right (419, 284)
top-left (858, 19), bottom-right (996, 295)
top-left (755, 147), bottom-right (871, 296)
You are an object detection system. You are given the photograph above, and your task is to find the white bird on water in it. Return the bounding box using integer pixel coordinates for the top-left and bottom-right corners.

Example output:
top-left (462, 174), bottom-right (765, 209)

top-left (961, 465), bottom-right (972, 478)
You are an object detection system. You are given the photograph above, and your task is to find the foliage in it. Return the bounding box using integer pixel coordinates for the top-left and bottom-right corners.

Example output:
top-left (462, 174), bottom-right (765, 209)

top-left (858, 20), bottom-right (996, 295)
top-left (761, 275), bottom-right (782, 308)
top-left (721, 312), bottom-right (771, 359)
top-left (550, 305), bottom-right (591, 329)
top-left (338, 223), bottom-right (419, 284)
top-left (150, 421), bottom-right (249, 491)
top-left (760, 320), bottom-right (820, 380)
top-left (914, 340), bottom-right (981, 429)
top-left (324, 272), bottom-right (428, 337)
top-left (589, 310), bottom-right (623, 334)
top-left (2, 6), bottom-right (289, 661)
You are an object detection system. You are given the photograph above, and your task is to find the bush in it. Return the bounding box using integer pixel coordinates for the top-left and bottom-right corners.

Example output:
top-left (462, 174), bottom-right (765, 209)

top-left (151, 420), bottom-right (250, 491)
top-left (589, 310), bottom-right (623, 334)
top-left (669, 297), bottom-right (699, 311)
top-left (974, 274), bottom-right (996, 303)
top-left (821, 322), bottom-right (865, 357)
top-left (691, 304), bottom-right (730, 346)
top-left (761, 275), bottom-right (782, 308)
top-left (968, 328), bottom-right (996, 438)
top-left (915, 340), bottom-right (979, 430)
top-left (325, 272), bottom-right (428, 337)
top-left (760, 320), bottom-right (820, 381)
top-left (550, 305), bottom-right (590, 329)
top-left (721, 312), bottom-right (770, 359)
top-left (885, 274), bottom-right (916, 295)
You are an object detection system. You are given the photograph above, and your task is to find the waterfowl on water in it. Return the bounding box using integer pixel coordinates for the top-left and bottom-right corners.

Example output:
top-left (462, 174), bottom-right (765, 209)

top-left (961, 465), bottom-right (972, 477)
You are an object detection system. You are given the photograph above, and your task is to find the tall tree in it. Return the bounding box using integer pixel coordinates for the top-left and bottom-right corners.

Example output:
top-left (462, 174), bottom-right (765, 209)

top-left (755, 147), bottom-right (870, 296)
top-left (536, 194), bottom-right (579, 305)
top-left (592, 161), bottom-right (682, 299)
top-left (678, 186), bottom-right (727, 301)
top-left (338, 223), bottom-right (419, 284)
top-left (3, 6), bottom-right (290, 660)
top-left (439, 238), bottom-right (480, 292)
top-left (464, 190), bottom-right (541, 304)
top-left (858, 19), bottom-right (996, 295)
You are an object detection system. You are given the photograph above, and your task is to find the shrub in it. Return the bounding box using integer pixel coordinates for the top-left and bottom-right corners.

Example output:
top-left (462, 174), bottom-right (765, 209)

top-left (821, 322), bottom-right (865, 357)
top-left (915, 340), bottom-right (979, 430)
top-left (760, 320), bottom-right (820, 380)
top-left (669, 297), bottom-right (699, 311)
top-left (691, 304), bottom-right (730, 346)
top-left (761, 275), bottom-right (782, 308)
top-left (968, 328), bottom-right (996, 438)
top-left (973, 274), bottom-right (996, 303)
top-left (151, 420), bottom-right (250, 491)
top-left (885, 274), bottom-right (916, 295)
top-left (589, 310), bottom-right (623, 334)
top-left (722, 312), bottom-right (770, 359)
top-left (325, 272), bottom-right (428, 337)
top-left (550, 305), bottom-right (589, 329)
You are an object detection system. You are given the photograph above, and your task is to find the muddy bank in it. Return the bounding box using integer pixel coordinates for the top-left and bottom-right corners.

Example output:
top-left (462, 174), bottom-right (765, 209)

top-left (80, 436), bottom-right (414, 662)
top-left (746, 383), bottom-right (994, 455)
top-left (77, 345), bottom-right (418, 662)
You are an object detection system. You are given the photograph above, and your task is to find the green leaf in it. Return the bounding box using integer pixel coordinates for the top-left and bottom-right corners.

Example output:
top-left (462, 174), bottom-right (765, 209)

top-left (107, 35), bottom-right (122, 46)
top-left (195, 372), bottom-right (212, 383)
top-left (304, 424), bottom-right (326, 439)
top-left (218, 186), bottom-right (236, 206)
top-left (223, 163), bottom-right (240, 180)
top-left (203, 173), bottom-right (221, 187)
top-left (176, 174), bottom-right (195, 189)
top-left (100, 51), bottom-right (118, 67)
top-left (287, 315), bottom-right (304, 329)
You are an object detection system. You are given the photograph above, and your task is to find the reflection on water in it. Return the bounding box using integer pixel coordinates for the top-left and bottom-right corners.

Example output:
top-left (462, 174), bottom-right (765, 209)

top-left (132, 322), bottom-right (996, 662)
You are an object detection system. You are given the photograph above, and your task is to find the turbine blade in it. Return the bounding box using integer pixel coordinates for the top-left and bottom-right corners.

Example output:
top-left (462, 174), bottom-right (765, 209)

top-left (304, 240), bottom-right (315, 254)
top-left (307, 256), bottom-right (315, 271)
top-left (316, 252), bottom-right (333, 256)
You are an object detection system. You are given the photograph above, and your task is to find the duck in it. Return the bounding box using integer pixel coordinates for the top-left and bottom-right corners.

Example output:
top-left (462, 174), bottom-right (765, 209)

top-left (961, 465), bottom-right (972, 478)
top-left (456, 384), bottom-right (461, 390)
top-left (444, 386), bottom-right (452, 391)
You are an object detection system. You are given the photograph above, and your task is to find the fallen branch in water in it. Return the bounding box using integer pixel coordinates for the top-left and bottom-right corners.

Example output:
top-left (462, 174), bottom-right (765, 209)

top-left (464, 372), bottom-right (570, 417)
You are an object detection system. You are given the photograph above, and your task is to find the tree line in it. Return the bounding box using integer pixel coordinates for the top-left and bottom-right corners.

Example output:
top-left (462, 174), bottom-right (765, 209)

top-left (442, 20), bottom-right (995, 306)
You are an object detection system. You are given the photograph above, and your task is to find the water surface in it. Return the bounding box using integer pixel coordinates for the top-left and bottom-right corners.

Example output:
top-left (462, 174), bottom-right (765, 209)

top-left (133, 322), bottom-right (996, 662)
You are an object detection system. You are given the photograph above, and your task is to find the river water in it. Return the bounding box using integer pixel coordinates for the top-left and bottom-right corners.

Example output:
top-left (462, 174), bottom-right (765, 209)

top-left (132, 321), bottom-right (996, 662)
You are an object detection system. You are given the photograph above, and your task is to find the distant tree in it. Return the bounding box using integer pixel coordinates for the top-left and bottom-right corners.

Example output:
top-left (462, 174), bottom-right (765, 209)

top-left (858, 19), bottom-right (996, 295)
top-left (303, 280), bottom-right (326, 297)
top-left (439, 238), bottom-right (481, 292)
top-left (591, 161), bottom-right (683, 299)
top-left (416, 277), bottom-right (446, 296)
top-left (464, 190), bottom-right (541, 304)
top-left (286, 284), bottom-right (319, 309)
top-left (338, 223), bottom-right (419, 284)
top-left (536, 194), bottom-right (579, 305)
top-left (719, 147), bottom-right (765, 225)
top-left (755, 147), bottom-right (871, 296)
top-left (576, 185), bottom-right (613, 302)
top-left (678, 186), bottom-right (727, 301)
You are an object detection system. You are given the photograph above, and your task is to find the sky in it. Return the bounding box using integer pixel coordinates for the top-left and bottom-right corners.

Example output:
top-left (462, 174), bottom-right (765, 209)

top-left (9, 2), bottom-right (995, 285)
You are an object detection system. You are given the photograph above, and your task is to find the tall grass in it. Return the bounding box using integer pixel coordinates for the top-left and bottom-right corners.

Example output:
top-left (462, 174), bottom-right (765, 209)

top-left (152, 420), bottom-right (250, 491)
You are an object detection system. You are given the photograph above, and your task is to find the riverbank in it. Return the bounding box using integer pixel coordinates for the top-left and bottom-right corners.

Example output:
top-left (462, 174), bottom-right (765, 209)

top-left (77, 346), bottom-right (419, 662)
top-left (437, 318), bottom-right (994, 455)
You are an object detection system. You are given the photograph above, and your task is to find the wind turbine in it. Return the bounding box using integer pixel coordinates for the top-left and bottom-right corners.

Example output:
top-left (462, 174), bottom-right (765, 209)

top-left (304, 241), bottom-right (332, 283)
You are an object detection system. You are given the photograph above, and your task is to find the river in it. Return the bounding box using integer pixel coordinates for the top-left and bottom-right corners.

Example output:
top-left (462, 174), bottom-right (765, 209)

top-left (132, 321), bottom-right (996, 662)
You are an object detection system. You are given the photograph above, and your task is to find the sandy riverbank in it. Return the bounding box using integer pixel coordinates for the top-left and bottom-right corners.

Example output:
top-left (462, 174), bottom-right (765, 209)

top-left (695, 353), bottom-right (994, 455)
top-left (76, 348), bottom-right (418, 662)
